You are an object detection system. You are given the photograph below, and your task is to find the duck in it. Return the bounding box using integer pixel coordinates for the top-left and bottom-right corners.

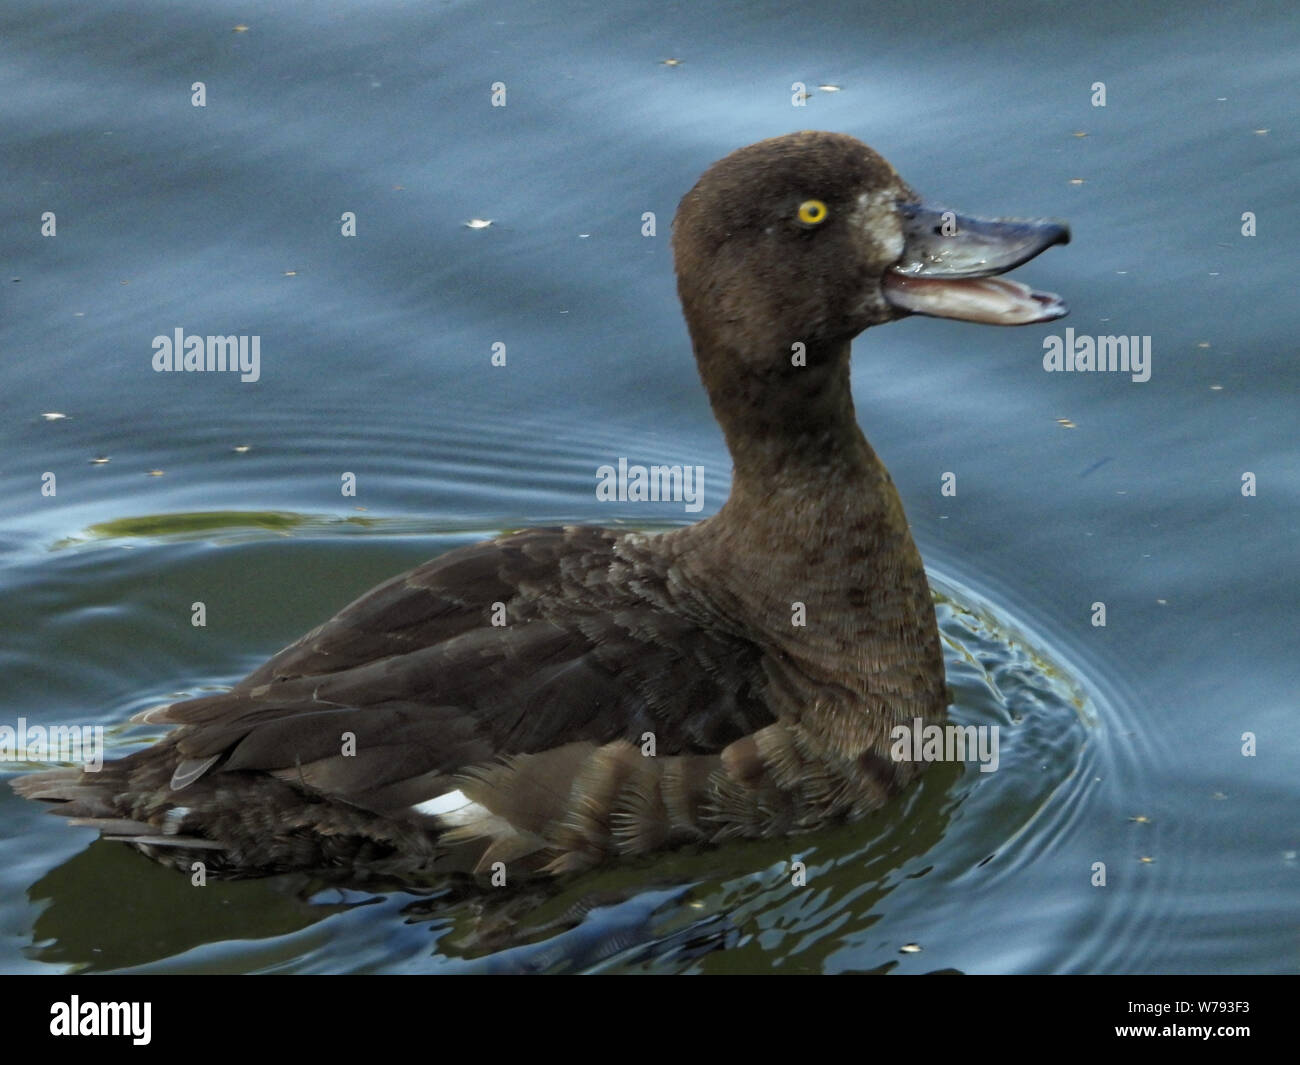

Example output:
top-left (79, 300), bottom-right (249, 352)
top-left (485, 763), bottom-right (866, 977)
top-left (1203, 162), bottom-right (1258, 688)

top-left (14, 131), bottom-right (1068, 880)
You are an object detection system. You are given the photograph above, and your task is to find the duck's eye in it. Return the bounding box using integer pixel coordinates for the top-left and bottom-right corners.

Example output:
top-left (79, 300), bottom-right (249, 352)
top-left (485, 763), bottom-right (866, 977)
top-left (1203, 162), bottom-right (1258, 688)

top-left (796, 199), bottom-right (829, 226)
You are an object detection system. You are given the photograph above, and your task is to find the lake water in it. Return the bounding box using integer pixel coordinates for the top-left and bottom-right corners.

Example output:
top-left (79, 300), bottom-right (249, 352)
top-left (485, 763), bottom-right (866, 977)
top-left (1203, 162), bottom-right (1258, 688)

top-left (1, 0), bottom-right (1296, 973)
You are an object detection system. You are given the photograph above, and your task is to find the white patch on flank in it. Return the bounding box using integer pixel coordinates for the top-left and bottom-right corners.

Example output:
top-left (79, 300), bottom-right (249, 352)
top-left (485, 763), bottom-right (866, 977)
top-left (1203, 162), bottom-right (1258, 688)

top-left (412, 790), bottom-right (490, 828)
top-left (162, 806), bottom-right (190, 835)
top-left (413, 790), bottom-right (471, 816)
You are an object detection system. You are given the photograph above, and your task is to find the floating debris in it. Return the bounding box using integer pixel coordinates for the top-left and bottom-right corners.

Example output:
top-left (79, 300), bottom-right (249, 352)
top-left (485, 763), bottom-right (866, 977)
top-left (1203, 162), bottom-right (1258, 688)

top-left (1071, 130), bottom-right (1088, 138)
top-left (41, 412), bottom-right (68, 421)
top-left (900, 943), bottom-right (922, 954)
top-left (146, 469), bottom-right (165, 477)
top-left (661, 58), bottom-right (682, 67)
top-left (817, 84), bottom-right (842, 93)
top-left (1129, 815), bottom-right (1152, 824)
top-left (232, 444), bottom-right (251, 454)
top-left (1069, 178), bottom-right (1085, 186)
top-left (89, 456), bottom-right (110, 465)
top-left (464, 218), bottom-right (493, 229)
top-left (1056, 418), bottom-right (1077, 429)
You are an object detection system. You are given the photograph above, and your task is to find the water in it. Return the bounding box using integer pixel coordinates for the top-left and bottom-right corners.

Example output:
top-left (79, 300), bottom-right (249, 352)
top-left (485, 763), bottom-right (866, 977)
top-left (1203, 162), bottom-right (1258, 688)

top-left (1, 0), bottom-right (1296, 974)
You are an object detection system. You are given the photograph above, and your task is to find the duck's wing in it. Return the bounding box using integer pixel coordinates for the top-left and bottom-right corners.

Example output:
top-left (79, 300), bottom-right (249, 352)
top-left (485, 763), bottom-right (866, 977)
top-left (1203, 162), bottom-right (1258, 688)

top-left (126, 526), bottom-right (810, 873)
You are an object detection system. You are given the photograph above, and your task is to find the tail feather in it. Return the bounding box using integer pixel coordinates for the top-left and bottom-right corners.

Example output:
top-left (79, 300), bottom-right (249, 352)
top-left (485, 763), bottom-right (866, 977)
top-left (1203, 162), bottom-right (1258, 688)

top-left (102, 834), bottom-right (226, 850)
top-left (11, 756), bottom-right (439, 877)
top-left (63, 817), bottom-right (157, 835)
top-left (10, 767), bottom-right (84, 798)
top-left (60, 814), bottom-right (228, 851)
top-left (10, 766), bottom-right (126, 821)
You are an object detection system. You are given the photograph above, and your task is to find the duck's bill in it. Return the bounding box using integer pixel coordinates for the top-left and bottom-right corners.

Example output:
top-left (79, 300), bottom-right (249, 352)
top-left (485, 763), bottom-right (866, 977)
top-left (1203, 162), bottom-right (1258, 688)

top-left (882, 204), bottom-right (1070, 325)
top-left (883, 273), bottom-right (1067, 325)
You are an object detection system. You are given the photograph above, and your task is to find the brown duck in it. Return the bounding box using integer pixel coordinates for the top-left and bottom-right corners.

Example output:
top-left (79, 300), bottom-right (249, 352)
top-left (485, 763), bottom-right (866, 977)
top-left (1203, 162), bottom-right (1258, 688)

top-left (15, 132), bottom-right (1069, 879)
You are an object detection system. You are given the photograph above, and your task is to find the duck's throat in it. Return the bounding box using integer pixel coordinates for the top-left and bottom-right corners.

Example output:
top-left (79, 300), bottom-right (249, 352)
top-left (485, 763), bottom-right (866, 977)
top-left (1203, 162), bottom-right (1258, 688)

top-left (701, 339), bottom-right (871, 489)
top-left (682, 338), bottom-right (937, 648)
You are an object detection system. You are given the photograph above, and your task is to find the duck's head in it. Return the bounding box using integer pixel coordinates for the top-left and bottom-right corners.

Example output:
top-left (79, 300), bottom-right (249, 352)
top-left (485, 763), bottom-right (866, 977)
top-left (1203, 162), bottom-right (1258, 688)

top-left (672, 131), bottom-right (1069, 411)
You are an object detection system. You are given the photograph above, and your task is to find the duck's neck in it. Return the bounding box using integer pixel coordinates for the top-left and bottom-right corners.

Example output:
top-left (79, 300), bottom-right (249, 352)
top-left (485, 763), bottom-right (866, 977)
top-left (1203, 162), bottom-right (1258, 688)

top-left (711, 339), bottom-right (876, 489)
top-left (700, 337), bottom-right (905, 537)
top-left (671, 336), bottom-right (945, 744)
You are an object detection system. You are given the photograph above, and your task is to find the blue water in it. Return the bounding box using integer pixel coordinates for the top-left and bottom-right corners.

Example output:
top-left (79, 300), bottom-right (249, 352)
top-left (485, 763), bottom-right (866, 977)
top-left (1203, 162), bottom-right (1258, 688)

top-left (1, 0), bottom-right (1296, 973)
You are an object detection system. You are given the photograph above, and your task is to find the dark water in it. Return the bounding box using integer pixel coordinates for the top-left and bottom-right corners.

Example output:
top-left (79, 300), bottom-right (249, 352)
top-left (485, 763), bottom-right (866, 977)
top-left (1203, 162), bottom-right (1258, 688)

top-left (2, 0), bottom-right (1296, 974)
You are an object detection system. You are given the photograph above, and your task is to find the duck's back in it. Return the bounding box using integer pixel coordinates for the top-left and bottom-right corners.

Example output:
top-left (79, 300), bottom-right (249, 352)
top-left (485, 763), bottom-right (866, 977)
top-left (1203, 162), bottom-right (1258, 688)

top-left (19, 526), bottom-right (787, 878)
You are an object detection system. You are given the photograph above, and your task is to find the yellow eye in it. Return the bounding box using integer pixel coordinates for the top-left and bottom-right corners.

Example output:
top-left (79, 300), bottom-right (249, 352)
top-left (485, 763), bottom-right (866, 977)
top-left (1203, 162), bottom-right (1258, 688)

top-left (797, 199), bottom-right (829, 225)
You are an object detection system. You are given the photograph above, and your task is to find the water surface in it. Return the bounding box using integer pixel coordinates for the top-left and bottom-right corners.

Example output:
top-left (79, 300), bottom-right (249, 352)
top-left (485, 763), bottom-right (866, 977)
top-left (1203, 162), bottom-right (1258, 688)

top-left (2, 0), bottom-right (1296, 973)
